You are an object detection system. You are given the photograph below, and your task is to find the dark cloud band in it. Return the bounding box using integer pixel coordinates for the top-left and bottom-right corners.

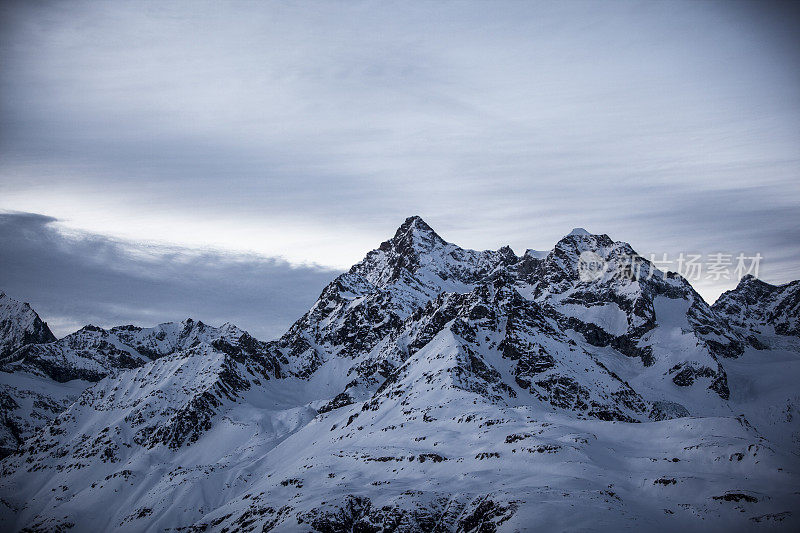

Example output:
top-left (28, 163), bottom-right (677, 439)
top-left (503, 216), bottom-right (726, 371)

top-left (0, 212), bottom-right (338, 339)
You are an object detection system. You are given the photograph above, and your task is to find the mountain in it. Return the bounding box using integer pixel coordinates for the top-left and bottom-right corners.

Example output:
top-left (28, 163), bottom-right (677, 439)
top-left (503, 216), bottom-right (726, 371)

top-left (0, 292), bottom-right (56, 361)
top-left (1, 217), bottom-right (799, 531)
top-left (0, 292), bottom-right (61, 456)
top-left (273, 219), bottom-right (741, 423)
top-left (713, 275), bottom-right (800, 340)
top-left (0, 313), bottom-right (279, 457)
top-left (3, 318), bottom-right (268, 382)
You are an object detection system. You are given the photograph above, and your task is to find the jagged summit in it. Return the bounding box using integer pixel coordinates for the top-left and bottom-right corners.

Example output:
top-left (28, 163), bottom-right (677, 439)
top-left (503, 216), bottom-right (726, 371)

top-left (733, 273), bottom-right (772, 291)
top-left (0, 291), bottom-right (56, 360)
top-left (714, 274), bottom-right (800, 338)
top-left (393, 215), bottom-right (440, 241)
top-left (349, 216), bottom-right (516, 291)
top-left (379, 215), bottom-right (446, 255)
top-left (555, 228), bottom-right (614, 248)
top-left (568, 227), bottom-right (591, 236)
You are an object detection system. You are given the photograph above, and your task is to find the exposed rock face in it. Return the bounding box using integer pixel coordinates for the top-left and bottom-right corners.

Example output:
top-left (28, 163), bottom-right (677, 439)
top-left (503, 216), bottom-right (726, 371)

top-left (1, 217), bottom-right (799, 531)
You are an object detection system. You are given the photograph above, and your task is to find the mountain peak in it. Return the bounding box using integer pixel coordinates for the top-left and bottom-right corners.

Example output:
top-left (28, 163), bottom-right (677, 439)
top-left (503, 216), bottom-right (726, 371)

top-left (394, 215), bottom-right (441, 240)
top-left (568, 227), bottom-right (591, 236)
top-left (553, 228), bottom-right (615, 255)
top-left (0, 291), bottom-right (57, 359)
top-left (380, 215), bottom-right (447, 254)
top-left (720, 275), bottom-right (777, 302)
top-left (735, 274), bottom-right (770, 289)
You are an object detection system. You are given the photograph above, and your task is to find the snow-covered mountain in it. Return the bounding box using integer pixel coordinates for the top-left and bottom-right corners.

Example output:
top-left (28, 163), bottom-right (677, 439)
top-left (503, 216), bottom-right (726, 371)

top-left (272, 218), bottom-right (741, 422)
top-left (1, 217), bottom-right (799, 531)
top-left (0, 292), bottom-right (56, 361)
top-left (713, 275), bottom-right (800, 340)
top-left (4, 318), bottom-right (269, 382)
top-left (1, 292), bottom-right (60, 457)
top-left (0, 310), bottom-right (279, 457)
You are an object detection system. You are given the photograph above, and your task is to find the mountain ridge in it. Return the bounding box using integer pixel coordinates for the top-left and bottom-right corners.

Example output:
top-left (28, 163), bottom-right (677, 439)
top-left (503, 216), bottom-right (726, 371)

top-left (1, 217), bottom-right (799, 531)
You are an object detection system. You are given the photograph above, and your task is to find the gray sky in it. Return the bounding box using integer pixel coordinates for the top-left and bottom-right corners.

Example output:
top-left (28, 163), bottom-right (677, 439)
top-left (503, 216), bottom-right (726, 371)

top-left (1, 0), bottom-right (799, 336)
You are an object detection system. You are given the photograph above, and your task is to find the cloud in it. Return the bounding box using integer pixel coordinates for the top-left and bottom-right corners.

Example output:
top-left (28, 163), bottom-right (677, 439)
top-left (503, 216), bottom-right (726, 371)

top-left (0, 212), bottom-right (339, 339)
top-left (0, 1), bottom-right (797, 302)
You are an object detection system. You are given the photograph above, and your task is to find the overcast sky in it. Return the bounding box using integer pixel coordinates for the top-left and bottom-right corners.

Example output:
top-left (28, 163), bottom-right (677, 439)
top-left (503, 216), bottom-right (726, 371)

top-left (1, 0), bottom-right (799, 337)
